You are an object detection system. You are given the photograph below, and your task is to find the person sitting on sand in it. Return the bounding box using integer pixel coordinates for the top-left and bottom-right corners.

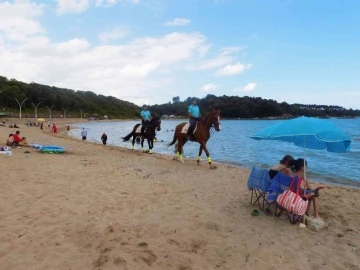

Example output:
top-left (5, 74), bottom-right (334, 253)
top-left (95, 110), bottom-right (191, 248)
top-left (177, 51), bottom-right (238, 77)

top-left (268, 155), bottom-right (295, 179)
top-left (14, 124), bottom-right (19, 128)
top-left (12, 130), bottom-right (23, 146)
top-left (292, 158), bottom-right (320, 218)
top-left (6, 134), bottom-right (14, 146)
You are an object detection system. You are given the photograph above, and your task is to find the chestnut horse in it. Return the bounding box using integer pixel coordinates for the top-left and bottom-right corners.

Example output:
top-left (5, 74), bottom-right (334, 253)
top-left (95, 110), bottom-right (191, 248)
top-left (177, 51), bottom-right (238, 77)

top-left (122, 116), bottom-right (161, 154)
top-left (168, 109), bottom-right (221, 165)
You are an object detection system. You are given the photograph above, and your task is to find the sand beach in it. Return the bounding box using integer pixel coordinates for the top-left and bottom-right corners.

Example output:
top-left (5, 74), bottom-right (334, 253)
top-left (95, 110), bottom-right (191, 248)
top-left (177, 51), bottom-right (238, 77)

top-left (0, 119), bottom-right (359, 270)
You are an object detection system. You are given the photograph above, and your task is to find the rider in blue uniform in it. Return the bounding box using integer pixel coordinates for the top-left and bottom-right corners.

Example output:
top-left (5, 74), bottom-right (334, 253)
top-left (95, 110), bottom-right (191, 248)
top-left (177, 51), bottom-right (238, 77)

top-left (186, 97), bottom-right (200, 139)
top-left (140, 104), bottom-right (151, 136)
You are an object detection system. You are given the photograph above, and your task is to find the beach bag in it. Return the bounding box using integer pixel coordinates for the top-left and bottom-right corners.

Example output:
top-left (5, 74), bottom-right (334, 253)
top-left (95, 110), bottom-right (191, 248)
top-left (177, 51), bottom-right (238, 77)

top-left (276, 178), bottom-right (308, 216)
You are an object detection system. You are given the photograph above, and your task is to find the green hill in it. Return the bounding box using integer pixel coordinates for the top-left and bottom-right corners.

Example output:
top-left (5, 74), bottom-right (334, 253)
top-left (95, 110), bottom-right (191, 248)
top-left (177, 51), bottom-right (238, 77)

top-left (0, 76), bottom-right (139, 119)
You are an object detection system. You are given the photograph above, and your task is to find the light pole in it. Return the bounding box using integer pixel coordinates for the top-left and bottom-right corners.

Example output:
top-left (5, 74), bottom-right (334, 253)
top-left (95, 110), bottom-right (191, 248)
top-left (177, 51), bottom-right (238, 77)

top-left (46, 105), bottom-right (54, 118)
top-left (79, 108), bottom-right (85, 118)
top-left (32, 102), bottom-right (41, 119)
top-left (15, 98), bottom-right (28, 118)
top-left (62, 107), bottom-right (69, 118)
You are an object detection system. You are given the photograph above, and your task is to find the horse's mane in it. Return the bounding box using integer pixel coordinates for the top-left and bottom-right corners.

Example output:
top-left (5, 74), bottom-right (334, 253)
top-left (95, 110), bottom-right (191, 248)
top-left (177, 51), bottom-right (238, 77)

top-left (199, 110), bottom-right (217, 123)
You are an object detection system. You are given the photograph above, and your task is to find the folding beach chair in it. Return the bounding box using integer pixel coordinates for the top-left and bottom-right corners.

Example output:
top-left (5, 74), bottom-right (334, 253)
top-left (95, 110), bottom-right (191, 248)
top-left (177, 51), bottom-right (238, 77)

top-left (267, 174), bottom-right (305, 225)
top-left (247, 167), bottom-right (272, 211)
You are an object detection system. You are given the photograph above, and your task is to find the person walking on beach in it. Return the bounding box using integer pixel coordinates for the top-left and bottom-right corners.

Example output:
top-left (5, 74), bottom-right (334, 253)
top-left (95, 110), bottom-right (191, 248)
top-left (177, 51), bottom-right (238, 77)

top-left (101, 132), bottom-right (108, 145)
top-left (52, 123), bottom-right (57, 134)
top-left (140, 104), bottom-right (151, 136)
top-left (48, 120), bottom-right (51, 129)
top-left (186, 97), bottom-right (200, 140)
top-left (81, 128), bottom-right (87, 141)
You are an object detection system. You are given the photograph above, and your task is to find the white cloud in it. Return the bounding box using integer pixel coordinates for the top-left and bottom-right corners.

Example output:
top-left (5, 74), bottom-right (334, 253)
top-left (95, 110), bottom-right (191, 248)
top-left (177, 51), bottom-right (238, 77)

top-left (98, 26), bottom-right (129, 42)
top-left (165, 18), bottom-right (191, 26)
top-left (96, 0), bottom-right (139, 7)
top-left (187, 46), bottom-right (245, 71)
top-left (0, 1), bottom-right (208, 105)
top-left (215, 62), bottom-right (252, 76)
top-left (57, 0), bottom-right (90, 14)
top-left (242, 82), bottom-right (257, 92)
top-left (219, 46), bottom-right (244, 56)
top-left (233, 82), bottom-right (257, 93)
top-left (201, 83), bottom-right (219, 92)
top-left (57, 0), bottom-right (139, 14)
top-left (0, 0), bottom-right (44, 41)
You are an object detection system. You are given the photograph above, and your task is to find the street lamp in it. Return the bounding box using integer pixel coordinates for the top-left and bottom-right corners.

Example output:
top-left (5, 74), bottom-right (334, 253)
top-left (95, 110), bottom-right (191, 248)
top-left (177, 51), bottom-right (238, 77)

top-left (32, 102), bottom-right (41, 119)
top-left (46, 105), bottom-right (54, 118)
top-left (15, 98), bottom-right (28, 118)
top-left (62, 107), bottom-right (69, 118)
top-left (79, 108), bottom-right (85, 118)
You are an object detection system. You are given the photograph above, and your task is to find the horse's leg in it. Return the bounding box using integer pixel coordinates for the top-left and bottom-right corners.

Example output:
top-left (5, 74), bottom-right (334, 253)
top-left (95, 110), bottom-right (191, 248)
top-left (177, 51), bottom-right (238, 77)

top-left (131, 135), bottom-right (136, 150)
top-left (148, 139), bottom-right (152, 154)
top-left (176, 137), bottom-right (185, 163)
top-left (197, 145), bottom-right (203, 166)
top-left (200, 142), bottom-right (212, 165)
top-left (141, 137), bottom-right (145, 152)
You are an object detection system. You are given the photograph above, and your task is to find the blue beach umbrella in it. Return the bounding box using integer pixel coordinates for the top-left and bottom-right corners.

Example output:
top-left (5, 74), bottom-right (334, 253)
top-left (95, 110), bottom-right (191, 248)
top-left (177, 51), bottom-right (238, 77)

top-left (250, 116), bottom-right (352, 226)
top-left (250, 116), bottom-right (352, 153)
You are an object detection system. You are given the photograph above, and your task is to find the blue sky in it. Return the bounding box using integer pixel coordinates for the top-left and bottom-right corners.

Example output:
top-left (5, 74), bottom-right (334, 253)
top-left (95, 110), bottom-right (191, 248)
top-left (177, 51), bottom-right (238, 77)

top-left (0, 0), bottom-right (359, 109)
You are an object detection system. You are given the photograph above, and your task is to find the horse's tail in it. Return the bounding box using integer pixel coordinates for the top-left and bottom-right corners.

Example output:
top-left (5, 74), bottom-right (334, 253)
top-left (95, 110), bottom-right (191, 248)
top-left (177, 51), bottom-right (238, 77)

top-left (168, 132), bottom-right (177, 147)
top-left (122, 132), bottom-right (133, 142)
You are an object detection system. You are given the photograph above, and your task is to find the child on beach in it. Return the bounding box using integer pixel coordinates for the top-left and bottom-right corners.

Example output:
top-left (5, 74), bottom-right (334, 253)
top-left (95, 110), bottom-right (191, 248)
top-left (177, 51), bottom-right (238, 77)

top-left (101, 133), bottom-right (107, 145)
top-left (52, 124), bottom-right (58, 133)
top-left (81, 128), bottom-right (87, 140)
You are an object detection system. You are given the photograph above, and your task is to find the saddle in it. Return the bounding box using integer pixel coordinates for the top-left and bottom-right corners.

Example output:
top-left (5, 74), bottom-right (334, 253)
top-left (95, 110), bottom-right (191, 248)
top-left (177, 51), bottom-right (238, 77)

top-left (181, 123), bottom-right (198, 134)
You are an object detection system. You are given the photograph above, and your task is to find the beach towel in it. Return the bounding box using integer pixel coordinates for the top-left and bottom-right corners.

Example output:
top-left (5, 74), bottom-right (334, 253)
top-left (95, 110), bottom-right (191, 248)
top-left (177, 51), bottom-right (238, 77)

top-left (267, 172), bottom-right (293, 201)
top-left (247, 167), bottom-right (272, 193)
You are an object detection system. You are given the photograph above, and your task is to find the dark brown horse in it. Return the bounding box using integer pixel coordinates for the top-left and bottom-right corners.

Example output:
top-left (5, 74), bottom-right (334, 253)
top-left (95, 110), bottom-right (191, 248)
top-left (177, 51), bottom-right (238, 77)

top-left (168, 109), bottom-right (221, 165)
top-left (122, 116), bottom-right (161, 154)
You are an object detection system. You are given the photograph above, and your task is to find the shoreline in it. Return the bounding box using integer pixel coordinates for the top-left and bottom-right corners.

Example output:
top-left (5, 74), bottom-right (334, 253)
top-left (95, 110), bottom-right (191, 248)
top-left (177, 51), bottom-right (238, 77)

top-left (66, 121), bottom-right (360, 189)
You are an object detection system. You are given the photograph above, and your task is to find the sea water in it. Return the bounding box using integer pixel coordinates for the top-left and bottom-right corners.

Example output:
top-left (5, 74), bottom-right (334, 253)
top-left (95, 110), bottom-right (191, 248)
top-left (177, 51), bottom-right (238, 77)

top-left (68, 118), bottom-right (360, 187)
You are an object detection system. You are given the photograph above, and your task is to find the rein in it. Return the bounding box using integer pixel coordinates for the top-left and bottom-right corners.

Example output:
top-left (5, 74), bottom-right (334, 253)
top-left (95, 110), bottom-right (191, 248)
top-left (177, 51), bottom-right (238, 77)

top-left (198, 112), bottom-right (219, 138)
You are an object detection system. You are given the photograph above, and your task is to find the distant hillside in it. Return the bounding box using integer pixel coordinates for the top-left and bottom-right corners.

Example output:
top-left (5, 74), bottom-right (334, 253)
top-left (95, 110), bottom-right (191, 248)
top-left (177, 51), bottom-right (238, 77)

top-left (151, 95), bottom-right (360, 119)
top-left (0, 76), bottom-right (139, 119)
top-left (1, 76), bottom-right (359, 119)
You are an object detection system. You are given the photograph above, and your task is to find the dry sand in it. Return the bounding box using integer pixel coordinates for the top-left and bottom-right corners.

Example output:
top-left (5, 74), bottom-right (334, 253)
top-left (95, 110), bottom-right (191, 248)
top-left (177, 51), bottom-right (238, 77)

top-left (0, 118), bottom-right (359, 270)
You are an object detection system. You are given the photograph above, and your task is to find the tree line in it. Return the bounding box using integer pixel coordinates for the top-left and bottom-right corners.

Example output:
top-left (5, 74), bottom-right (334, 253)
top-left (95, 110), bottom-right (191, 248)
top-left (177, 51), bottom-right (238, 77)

top-left (0, 75), bottom-right (358, 119)
top-left (0, 76), bottom-right (139, 119)
top-left (151, 95), bottom-right (360, 119)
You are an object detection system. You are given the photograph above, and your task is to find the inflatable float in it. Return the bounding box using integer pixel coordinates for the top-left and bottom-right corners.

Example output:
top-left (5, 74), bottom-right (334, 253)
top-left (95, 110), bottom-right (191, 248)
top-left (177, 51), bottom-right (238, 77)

top-left (31, 144), bottom-right (43, 149)
top-left (39, 145), bottom-right (66, 154)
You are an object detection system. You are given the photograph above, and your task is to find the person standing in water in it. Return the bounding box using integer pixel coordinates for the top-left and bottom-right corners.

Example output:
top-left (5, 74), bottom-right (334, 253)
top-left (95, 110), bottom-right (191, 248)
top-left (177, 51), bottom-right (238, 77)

top-left (81, 128), bottom-right (87, 140)
top-left (101, 133), bottom-right (107, 145)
